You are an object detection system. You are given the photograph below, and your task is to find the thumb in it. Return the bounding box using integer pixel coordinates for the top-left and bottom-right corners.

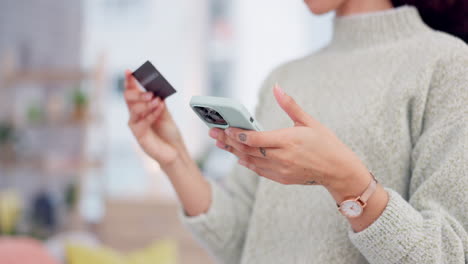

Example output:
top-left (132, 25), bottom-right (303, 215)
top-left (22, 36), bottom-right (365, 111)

top-left (273, 83), bottom-right (315, 127)
top-left (125, 69), bottom-right (139, 90)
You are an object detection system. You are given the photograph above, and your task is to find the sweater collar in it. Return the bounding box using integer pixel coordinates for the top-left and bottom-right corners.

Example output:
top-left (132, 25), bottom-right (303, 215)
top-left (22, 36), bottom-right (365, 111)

top-left (326, 6), bottom-right (430, 51)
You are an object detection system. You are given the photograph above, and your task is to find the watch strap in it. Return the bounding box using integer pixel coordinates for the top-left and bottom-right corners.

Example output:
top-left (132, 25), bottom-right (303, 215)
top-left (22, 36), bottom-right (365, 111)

top-left (360, 172), bottom-right (377, 203)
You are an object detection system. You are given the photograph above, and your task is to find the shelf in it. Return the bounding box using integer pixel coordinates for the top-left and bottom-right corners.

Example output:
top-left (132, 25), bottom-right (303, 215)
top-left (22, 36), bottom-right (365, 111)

top-left (3, 70), bottom-right (91, 85)
top-left (0, 157), bottom-right (103, 173)
top-left (21, 115), bottom-right (102, 129)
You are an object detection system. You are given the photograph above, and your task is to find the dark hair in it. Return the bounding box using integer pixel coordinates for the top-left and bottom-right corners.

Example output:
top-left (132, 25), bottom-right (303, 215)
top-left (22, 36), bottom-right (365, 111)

top-left (391, 0), bottom-right (468, 43)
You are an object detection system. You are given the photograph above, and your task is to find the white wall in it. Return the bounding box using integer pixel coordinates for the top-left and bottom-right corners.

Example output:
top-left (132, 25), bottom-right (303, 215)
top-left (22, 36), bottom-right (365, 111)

top-left (82, 0), bottom-right (209, 158)
top-left (231, 0), bottom-right (333, 111)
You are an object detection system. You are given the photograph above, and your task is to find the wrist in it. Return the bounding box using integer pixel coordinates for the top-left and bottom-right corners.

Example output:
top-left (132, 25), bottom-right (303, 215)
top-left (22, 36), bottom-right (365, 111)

top-left (158, 146), bottom-right (211, 218)
top-left (326, 164), bottom-right (371, 203)
top-left (160, 147), bottom-right (199, 176)
top-left (160, 154), bottom-right (184, 173)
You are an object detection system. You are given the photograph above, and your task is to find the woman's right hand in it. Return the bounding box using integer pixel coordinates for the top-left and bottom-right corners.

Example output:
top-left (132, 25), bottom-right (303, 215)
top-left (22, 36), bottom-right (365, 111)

top-left (124, 70), bottom-right (185, 167)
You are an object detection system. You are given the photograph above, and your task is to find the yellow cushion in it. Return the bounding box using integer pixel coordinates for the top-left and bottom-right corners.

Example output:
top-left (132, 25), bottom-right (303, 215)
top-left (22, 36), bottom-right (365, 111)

top-left (66, 240), bottom-right (177, 264)
top-left (0, 191), bottom-right (22, 234)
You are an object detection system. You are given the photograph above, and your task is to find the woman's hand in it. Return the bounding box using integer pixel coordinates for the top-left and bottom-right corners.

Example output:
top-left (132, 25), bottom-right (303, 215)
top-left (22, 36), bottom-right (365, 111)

top-left (210, 84), bottom-right (371, 200)
top-left (124, 70), bottom-right (185, 167)
top-left (124, 70), bottom-right (211, 217)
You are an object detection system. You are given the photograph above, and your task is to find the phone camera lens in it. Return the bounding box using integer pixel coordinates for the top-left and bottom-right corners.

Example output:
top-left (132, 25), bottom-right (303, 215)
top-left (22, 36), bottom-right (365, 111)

top-left (194, 107), bottom-right (203, 113)
top-left (194, 106), bottom-right (227, 125)
top-left (205, 116), bottom-right (216, 123)
top-left (213, 112), bottom-right (224, 120)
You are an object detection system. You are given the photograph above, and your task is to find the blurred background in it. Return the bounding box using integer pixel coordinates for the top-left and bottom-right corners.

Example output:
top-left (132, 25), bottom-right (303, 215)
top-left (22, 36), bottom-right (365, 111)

top-left (0, 0), bottom-right (332, 263)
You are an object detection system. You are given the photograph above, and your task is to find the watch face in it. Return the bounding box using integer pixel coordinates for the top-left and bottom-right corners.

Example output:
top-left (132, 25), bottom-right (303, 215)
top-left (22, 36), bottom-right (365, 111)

top-left (340, 200), bottom-right (363, 218)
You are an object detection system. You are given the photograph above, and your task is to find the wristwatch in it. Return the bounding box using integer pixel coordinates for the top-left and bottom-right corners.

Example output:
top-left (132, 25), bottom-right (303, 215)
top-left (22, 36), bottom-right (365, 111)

top-left (337, 172), bottom-right (377, 218)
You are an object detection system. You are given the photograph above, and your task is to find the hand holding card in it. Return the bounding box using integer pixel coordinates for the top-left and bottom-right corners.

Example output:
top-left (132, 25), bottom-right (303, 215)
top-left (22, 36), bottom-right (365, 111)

top-left (124, 67), bottom-right (183, 166)
top-left (125, 63), bottom-right (212, 219)
top-left (132, 61), bottom-right (177, 100)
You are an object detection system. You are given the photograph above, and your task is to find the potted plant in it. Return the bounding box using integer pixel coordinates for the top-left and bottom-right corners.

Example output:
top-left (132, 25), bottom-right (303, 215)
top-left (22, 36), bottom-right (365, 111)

top-left (0, 121), bottom-right (16, 161)
top-left (71, 88), bottom-right (88, 122)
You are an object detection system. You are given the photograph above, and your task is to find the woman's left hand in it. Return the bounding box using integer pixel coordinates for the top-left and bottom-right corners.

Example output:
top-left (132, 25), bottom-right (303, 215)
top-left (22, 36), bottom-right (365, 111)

top-left (209, 84), bottom-right (371, 199)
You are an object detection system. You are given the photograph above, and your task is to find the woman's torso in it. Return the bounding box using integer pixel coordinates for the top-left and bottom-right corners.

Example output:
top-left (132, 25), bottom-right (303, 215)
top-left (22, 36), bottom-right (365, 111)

top-left (239, 24), bottom-right (462, 263)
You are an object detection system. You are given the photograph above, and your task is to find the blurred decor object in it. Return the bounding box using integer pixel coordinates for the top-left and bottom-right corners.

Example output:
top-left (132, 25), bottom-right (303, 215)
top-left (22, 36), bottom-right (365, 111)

top-left (126, 240), bottom-right (177, 264)
top-left (0, 237), bottom-right (59, 264)
top-left (65, 181), bottom-right (79, 212)
top-left (46, 94), bottom-right (65, 123)
top-left (0, 121), bottom-right (16, 161)
top-left (0, 122), bottom-right (15, 144)
top-left (67, 239), bottom-right (177, 264)
top-left (71, 87), bottom-right (88, 121)
top-left (0, 190), bottom-right (22, 235)
top-left (45, 231), bottom-right (100, 263)
top-left (100, 200), bottom-right (211, 263)
top-left (31, 191), bottom-right (57, 240)
top-left (26, 102), bottom-right (45, 124)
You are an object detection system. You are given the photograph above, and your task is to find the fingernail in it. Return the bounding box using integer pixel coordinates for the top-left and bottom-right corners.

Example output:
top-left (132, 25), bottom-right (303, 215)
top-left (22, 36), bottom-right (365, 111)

top-left (225, 128), bottom-right (232, 136)
top-left (143, 93), bottom-right (153, 100)
top-left (149, 98), bottom-right (159, 107)
top-left (247, 164), bottom-right (256, 170)
top-left (209, 129), bottom-right (219, 138)
top-left (275, 82), bottom-right (284, 95)
top-left (238, 160), bottom-right (247, 166)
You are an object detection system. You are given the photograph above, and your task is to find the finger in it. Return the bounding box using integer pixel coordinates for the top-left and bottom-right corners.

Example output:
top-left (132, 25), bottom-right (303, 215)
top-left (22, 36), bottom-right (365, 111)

top-left (211, 129), bottom-right (271, 158)
top-left (129, 102), bottom-right (151, 123)
top-left (215, 141), bottom-right (248, 159)
top-left (129, 102), bottom-right (165, 136)
top-left (238, 159), bottom-right (271, 176)
top-left (124, 90), bottom-right (153, 105)
top-left (140, 102), bottom-right (165, 128)
top-left (273, 83), bottom-right (317, 127)
top-left (210, 128), bottom-right (273, 158)
top-left (215, 142), bottom-right (282, 173)
top-left (208, 128), bottom-right (224, 140)
top-left (224, 127), bottom-right (284, 148)
top-left (227, 139), bottom-right (271, 158)
top-left (129, 97), bottom-right (161, 123)
top-left (125, 69), bottom-right (140, 90)
top-left (238, 154), bottom-right (277, 170)
top-left (221, 144), bottom-right (289, 172)
top-left (157, 100), bottom-right (172, 120)
top-left (237, 159), bottom-right (289, 184)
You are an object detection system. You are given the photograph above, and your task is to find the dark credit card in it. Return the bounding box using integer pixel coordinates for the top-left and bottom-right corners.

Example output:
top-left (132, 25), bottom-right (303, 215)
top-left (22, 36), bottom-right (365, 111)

top-left (132, 61), bottom-right (177, 100)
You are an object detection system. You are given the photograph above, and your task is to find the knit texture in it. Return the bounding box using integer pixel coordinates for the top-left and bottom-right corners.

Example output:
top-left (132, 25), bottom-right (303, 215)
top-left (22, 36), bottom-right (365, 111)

top-left (180, 6), bottom-right (468, 264)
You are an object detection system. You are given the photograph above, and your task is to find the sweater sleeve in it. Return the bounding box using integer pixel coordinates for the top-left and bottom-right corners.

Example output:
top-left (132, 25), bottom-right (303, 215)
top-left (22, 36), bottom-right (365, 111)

top-left (178, 69), bottom-right (279, 264)
top-left (348, 49), bottom-right (468, 263)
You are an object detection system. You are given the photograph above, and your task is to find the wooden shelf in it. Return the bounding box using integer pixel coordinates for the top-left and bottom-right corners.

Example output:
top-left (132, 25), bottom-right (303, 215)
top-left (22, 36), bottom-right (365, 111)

top-left (22, 114), bottom-right (102, 129)
top-left (0, 52), bottom-right (107, 235)
top-left (0, 156), bottom-right (103, 172)
top-left (3, 70), bottom-right (90, 85)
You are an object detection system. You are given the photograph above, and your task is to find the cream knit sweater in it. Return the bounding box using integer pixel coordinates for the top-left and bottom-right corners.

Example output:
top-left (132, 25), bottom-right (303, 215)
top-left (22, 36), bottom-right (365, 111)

top-left (180, 6), bottom-right (468, 264)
